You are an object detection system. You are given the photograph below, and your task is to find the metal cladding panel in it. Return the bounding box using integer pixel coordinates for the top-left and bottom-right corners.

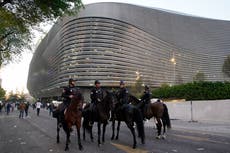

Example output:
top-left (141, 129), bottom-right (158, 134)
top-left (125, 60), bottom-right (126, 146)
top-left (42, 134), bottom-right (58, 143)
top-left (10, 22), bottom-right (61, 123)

top-left (27, 2), bottom-right (230, 98)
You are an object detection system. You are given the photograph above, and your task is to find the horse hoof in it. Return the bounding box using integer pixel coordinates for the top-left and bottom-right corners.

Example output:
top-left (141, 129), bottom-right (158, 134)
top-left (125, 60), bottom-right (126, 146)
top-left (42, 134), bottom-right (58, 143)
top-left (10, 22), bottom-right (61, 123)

top-left (65, 147), bottom-right (69, 151)
top-left (162, 135), bottom-right (166, 139)
top-left (98, 143), bottom-right (102, 147)
top-left (111, 136), bottom-right (114, 140)
top-left (79, 145), bottom-right (83, 150)
top-left (141, 139), bottom-right (145, 144)
top-left (115, 136), bottom-right (118, 140)
top-left (156, 135), bottom-right (161, 139)
top-left (132, 144), bottom-right (136, 149)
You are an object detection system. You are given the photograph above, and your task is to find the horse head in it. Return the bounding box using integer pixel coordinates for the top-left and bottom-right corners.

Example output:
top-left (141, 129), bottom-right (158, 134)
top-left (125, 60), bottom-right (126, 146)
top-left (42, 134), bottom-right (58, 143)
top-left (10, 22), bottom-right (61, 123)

top-left (128, 94), bottom-right (141, 106)
top-left (102, 90), bottom-right (116, 111)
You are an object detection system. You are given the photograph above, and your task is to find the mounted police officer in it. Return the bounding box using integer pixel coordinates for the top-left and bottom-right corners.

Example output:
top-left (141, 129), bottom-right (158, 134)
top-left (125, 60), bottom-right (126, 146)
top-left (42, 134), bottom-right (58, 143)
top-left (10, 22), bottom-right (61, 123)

top-left (140, 85), bottom-right (152, 120)
top-left (58, 78), bottom-right (79, 127)
top-left (89, 80), bottom-right (104, 125)
top-left (90, 80), bottom-right (104, 105)
top-left (110, 80), bottom-right (129, 121)
top-left (117, 80), bottom-right (129, 105)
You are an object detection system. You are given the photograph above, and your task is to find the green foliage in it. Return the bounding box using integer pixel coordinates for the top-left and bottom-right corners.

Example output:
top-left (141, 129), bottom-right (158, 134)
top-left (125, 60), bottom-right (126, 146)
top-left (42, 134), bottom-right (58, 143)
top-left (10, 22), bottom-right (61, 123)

top-left (0, 86), bottom-right (6, 99)
top-left (7, 91), bottom-right (26, 102)
top-left (130, 78), bottom-right (144, 98)
top-left (193, 72), bottom-right (205, 82)
top-left (222, 55), bottom-right (230, 78)
top-left (152, 82), bottom-right (230, 100)
top-left (0, 0), bottom-right (83, 65)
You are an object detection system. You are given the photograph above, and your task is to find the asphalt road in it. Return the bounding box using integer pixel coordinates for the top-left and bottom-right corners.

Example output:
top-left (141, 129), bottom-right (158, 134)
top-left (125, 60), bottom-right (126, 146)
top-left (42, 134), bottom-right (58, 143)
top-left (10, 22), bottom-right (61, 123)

top-left (0, 108), bottom-right (230, 153)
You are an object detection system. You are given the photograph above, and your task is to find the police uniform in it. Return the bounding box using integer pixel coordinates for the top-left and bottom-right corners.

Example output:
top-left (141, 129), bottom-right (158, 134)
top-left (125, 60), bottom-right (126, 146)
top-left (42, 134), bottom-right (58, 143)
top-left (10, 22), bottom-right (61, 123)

top-left (90, 87), bottom-right (104, 105)
top-left (117, 87), bottom-right (129, 105)
top-left (140, 90), bottom-right (151, 105)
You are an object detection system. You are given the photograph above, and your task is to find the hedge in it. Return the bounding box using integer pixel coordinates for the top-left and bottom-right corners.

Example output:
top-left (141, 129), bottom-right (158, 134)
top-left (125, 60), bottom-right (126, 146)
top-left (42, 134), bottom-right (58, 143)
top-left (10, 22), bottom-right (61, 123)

top-left (152, 81), bottom-right (230, 100)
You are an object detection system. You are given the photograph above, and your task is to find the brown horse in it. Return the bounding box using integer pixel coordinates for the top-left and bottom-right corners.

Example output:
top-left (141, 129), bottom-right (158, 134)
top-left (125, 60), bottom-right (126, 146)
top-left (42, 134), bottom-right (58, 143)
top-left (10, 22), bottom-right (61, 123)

top-left (56, 92), bottom-right (84, 151)
top-left (129, 95), bottom-right (171, 139)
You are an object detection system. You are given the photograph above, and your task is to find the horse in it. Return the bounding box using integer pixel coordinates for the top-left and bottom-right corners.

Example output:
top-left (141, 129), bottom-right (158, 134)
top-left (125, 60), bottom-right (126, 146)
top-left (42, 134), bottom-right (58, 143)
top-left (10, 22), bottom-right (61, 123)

top-left (82, 90), bottom-right (114, 146)
top-left (110, 92), bottom-right (145, 149)
top-left (128, 95), bottom-right (171, 139)
top-left (55, 92), bottom-right (84, 151)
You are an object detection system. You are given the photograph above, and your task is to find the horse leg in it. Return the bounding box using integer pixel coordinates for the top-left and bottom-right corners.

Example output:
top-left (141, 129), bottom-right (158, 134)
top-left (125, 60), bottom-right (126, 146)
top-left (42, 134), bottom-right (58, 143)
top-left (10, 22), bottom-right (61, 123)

top-left (65, 129), bottom-right (70, 151)
top-left (127, 122), bottom-right (137, 149)
top-left (97, 122), bottom-right (101, 147)
top-left (90, 125), bottom-right (94, 142)
top-left (76, 125), bottom-right (83, 150)
top-left (102, 123), bottom-right (106, 143)
top-left (162, 119), bottom-right (167, 139)
top-left (115, 121), bottom-right (121, 140)
top-left (57, 120), bottom-right (60, 143)
top-left (156, 118), bottom-right (162, 139)
top-left (111, 120), bottom-right (115, 140)
top-left (83, 125), bottom-right (86, 141)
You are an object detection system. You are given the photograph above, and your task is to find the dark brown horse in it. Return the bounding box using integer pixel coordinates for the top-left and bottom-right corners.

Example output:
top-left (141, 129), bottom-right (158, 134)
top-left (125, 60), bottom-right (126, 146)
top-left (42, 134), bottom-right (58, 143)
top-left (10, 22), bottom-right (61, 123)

top-left (111, 92), bottom-right (145, 149)
top-left (129, 95), bottom-right (171, 139)
top-left (82, 91), bottom-right (114, 146)
top-left (56, 92), bottom-right (84, 151)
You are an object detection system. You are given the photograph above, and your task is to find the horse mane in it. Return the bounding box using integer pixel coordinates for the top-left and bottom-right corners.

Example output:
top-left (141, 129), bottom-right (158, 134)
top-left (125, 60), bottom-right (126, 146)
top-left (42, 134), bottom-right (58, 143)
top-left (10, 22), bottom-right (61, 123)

top-left (128, 94), bottom-right (141, 105)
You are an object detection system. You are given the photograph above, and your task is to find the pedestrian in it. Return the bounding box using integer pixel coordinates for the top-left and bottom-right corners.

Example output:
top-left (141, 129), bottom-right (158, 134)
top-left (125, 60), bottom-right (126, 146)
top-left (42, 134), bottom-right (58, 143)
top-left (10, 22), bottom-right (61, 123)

top-left (6, 102), bottom-right (11, 115)
top-left (25, 102), bottom-right (30, 117)
top-left (36, 100), bottom-right (42, 116)
top-left (19, 102), bottom-right (26, 118)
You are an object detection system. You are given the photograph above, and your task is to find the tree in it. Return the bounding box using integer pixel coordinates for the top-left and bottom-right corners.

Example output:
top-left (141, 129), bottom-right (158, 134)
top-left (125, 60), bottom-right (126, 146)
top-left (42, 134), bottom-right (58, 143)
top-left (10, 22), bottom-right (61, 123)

top-left (222, 55), bottom-right (230, 78)
top-left (130, 78), bottom-right (144, 98)
top-left (0, 86), bottom-right (6, 100)
top-left (193, 72), bottom-right (205, 82)
top-left (0, 0), bottom-right (83, 65)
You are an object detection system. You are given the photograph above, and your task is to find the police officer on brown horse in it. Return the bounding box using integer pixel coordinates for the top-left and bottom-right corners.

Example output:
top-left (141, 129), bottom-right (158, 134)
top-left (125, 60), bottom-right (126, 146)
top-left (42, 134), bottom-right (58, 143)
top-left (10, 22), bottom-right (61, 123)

top-left (140, 85), bottom-right (152, 120)
top-left (89, 80), bottom-right (104, 125)
top-left (58, 78), bottom-right (79, 126)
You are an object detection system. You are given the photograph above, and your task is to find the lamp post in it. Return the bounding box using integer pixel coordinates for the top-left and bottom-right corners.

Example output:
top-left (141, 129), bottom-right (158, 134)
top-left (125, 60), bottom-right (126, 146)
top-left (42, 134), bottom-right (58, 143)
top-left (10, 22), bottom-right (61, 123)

top-left (170, 52), bottom-right (176, 85)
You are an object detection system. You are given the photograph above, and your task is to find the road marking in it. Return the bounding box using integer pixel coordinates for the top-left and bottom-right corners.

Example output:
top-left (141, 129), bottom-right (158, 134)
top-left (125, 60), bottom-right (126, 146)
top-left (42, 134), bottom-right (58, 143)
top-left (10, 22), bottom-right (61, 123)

top-left (172, 134), bottom-right (228, 144)
top-left (111, 142), bottom-right (148, 153)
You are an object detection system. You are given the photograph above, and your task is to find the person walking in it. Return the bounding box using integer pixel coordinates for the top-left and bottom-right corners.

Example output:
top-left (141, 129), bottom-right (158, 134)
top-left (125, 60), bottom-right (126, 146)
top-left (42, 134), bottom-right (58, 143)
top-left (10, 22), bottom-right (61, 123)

top-left (25, 102), bottom-right (30, 117)
top-left (19, 102), bottom-right (26, 118)
top-left (36, 100), bottom-right (42, 116)
top-left (6, 102), bottom-right (11, 115)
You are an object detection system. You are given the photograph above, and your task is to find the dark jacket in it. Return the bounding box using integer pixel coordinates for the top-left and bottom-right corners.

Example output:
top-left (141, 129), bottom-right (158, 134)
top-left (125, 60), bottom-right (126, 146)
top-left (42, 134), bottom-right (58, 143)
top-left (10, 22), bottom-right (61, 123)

top-left (117, 87), bottom-right (129, 104)
top-left (90, 87), bottom-right (104, 104)
top-left (61, 85), bottom-right (78, 105)
top-left (141, 90), bottom-right (151, 104)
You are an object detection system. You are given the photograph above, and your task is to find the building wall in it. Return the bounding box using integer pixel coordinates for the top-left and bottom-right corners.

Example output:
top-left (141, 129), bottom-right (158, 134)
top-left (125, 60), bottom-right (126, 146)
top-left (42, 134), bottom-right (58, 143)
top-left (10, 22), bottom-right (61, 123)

top-left (27, 2), bottom-right (230, 98)
top-left (165, 100), bottom-right (230, 123)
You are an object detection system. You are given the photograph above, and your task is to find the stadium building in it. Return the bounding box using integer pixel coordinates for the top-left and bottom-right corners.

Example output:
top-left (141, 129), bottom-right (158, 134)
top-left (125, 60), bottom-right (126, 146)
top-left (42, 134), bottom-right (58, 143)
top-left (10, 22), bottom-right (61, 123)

top-left (27, 2), bottom-right (230, 99)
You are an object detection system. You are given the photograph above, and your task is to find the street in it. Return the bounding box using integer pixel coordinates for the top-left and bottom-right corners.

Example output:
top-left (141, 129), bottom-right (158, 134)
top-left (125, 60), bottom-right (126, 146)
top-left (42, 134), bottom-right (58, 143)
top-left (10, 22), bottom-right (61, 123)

top-left (0, 108), bottom-right (230, 153)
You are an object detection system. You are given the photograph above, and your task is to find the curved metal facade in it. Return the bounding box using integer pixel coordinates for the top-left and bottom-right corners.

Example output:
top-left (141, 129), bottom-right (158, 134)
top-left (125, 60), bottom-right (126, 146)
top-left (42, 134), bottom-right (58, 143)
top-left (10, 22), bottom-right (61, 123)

top-left (27, 2), bottom-right (230, 98)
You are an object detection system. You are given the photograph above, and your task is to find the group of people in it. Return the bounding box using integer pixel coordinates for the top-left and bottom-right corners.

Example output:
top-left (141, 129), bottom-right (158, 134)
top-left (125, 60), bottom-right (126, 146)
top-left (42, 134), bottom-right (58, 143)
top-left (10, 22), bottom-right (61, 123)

top-left (59, 78), bottom-right (152, 123)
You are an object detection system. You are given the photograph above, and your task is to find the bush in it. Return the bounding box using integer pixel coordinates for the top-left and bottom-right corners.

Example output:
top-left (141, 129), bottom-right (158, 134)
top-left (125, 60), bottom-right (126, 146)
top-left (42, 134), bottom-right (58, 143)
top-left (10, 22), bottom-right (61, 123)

top-left (152, 82), bottom-right (230, 100)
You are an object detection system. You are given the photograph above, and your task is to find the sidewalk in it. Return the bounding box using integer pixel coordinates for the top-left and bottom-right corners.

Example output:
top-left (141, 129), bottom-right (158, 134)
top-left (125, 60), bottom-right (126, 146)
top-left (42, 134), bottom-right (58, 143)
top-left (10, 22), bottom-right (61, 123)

top-left (144, 118), bottom-right (230, 137)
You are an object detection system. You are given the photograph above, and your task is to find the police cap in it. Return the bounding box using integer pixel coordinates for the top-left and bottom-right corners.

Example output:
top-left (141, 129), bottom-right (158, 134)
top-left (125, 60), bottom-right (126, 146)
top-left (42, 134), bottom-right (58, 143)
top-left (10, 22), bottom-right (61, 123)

top-left (95, 80), bottom-right (100, 85)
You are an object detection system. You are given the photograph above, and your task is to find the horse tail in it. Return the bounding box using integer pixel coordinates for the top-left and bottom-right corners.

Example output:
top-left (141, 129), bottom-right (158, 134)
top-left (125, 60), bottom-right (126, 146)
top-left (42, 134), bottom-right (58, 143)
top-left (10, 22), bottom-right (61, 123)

top-left (162, 103), bottom-right (171, 129)
top-left (134, 107), bottom-right (145, 141)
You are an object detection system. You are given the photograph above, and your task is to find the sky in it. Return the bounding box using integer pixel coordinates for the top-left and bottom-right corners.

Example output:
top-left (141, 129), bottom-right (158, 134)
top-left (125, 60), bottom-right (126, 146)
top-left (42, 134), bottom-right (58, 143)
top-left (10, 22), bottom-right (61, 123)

top-left (1, 0), bottom-right (230, 94)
